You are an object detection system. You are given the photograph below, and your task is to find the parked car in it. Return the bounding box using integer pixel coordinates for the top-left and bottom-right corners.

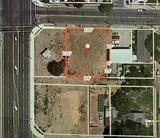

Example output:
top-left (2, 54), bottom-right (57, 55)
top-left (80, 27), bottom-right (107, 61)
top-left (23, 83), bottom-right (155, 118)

top-left (156, 69), bottom-right (160, 77)
top-left (137, 9), bottom-right (146, 12)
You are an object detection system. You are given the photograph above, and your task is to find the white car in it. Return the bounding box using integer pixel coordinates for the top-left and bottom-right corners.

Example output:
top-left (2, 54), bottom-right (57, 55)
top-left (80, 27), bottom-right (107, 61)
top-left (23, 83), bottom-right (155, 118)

top-left (137, 9), bottom-right (145, 12)
top-left (49, 0), bottom-right (60, 3)
top-left (14, 65), bottom-right (18, 70)
top-left (14, 106), bottom-right (18, 111)
top-left (156, 69), bottom-right (160, 77)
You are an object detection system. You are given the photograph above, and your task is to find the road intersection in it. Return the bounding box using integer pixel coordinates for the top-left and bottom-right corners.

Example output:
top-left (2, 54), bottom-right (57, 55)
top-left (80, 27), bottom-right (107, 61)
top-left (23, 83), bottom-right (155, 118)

top-left (1, 0), bottom-right (160, 138)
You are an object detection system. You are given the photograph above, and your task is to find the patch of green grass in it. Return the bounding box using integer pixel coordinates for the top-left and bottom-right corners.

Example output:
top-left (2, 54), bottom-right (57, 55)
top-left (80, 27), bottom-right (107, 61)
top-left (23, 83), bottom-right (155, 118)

top-left (130, 88), bottom-right (153, 118)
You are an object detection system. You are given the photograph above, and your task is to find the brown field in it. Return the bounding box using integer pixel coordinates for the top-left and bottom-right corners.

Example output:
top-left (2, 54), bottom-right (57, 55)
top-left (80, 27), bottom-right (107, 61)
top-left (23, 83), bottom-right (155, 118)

top-left (34, 29), bottom-right (64, 76)
top-left (34, 27), bottom-right (112, 80)
top-left (44, 135), bottom-right (89, 138)
top-left (35, 85), bottom-right (88, 134)
top-left (67, 29), bottom-right (109, 77)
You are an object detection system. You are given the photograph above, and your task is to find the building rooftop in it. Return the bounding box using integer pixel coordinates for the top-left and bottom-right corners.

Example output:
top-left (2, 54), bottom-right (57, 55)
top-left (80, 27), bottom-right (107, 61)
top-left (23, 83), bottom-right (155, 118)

top-left (110, 48), bottom-right (133, 63)
top-left (98, 94), bottom-right (104, 112)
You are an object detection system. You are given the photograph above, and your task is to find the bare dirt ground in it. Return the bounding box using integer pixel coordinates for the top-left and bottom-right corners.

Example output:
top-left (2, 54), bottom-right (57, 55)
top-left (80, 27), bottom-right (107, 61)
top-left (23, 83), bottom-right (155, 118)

top-left (89, 87), bottom-right (109, 134)
top-left (68, 30), bottom-right (108, 76)
top-left (34, 29), bottom-right (64, 76)
top-left (35, 85), bottom-right (88, 134)
top-left (44, 135), bottom-right (89, 138)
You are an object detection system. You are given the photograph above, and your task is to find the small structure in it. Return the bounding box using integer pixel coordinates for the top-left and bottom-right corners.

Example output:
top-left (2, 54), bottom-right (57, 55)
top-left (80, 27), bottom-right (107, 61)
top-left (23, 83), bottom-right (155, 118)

top-left (111, 107), bottom-right (118, 119)
top-left (123, 111), bottom-right (148, 126)
top-left (110, 47), bottom-right (133, 63)
top-left (98, 94), bottom-right (104, 126)
top-left (98, 94), bottom-right (104, 112)
top-left (41, 48), bottom-right (52, 61)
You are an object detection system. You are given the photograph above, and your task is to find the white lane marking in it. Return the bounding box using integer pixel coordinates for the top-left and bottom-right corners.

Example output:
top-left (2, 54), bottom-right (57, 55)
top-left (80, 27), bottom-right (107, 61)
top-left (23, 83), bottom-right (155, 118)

top-left (23, 73), bottom-right (24, 79)
top-left (14, 65), bottom-right (18, 70)
top-left (17, 31), bottom-right (20, 73)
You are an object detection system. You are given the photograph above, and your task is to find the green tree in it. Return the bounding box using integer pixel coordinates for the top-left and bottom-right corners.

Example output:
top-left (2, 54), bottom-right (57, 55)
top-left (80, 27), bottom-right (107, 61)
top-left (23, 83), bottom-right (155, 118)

top-left (145, 33), bottom-right (153, 55)
top-left (125, 65), bottom-right (152, 78)
top-left (123, 65), bottom-right (153, 86)
top-left (145, 33), bottom-right (160, 61)
top-left (73, 0), bottom-right (84, 8)
top-left (111, 89), bottom-right (132, 116)
top-left (47, 60), bottom-right (64, 76)
top-left (98, 4), bottom-right (113, 14)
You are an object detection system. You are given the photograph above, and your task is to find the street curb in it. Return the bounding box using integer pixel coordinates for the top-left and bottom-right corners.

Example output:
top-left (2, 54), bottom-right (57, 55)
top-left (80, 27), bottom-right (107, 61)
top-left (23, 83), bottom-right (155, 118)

top-left (30, 25), bottom-right (44, 138)
top-left (29, 24), bottom-right (65, 138)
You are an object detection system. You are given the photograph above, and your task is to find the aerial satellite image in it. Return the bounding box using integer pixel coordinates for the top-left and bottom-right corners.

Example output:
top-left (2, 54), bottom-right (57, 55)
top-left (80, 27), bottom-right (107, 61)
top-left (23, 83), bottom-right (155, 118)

top-left (1, 0), bottom-right (160, 138)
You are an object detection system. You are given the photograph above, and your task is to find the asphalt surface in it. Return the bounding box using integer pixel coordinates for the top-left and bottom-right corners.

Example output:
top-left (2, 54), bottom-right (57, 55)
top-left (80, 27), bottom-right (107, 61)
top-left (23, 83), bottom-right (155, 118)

top-left (3, 32), bottom-right (14, 138)
top-left (137, 30), bottom-right (151, 62)
top-left (2, 0), bottom-right (34, 137)
top-left (36, 7), bottom-right (160, 25)
top-left (154, 62), bottom-right (160, 138)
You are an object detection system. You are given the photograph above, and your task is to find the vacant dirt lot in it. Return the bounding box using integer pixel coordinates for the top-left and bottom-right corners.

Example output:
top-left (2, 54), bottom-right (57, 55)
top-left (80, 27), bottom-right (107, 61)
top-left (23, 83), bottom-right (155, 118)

top-left (67, 30), bottom-right (109, 77)
top-left (35, 85), bottom-right (88, 134)
top-left (44, 135), bottom-right (89, 138)
top-left (34, 29), bottom-right (64, 76)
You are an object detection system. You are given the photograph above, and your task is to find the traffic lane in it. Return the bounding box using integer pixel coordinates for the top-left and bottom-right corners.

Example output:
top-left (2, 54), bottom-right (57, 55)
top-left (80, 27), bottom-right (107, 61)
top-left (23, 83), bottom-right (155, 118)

top-left (107, 15), bottom-right (159, 25)
top-left (37, 15), bottom-right (160, 25)
top-left (18, 32), bottom-right (25, 138)
top-left (13, 31), bottom-right (20, 137)
top-left (154, 62), bottom-right (160, 93)
top-left (36, 6), bottom-right (158, 16)
top-left (3, 33), bottom-right (14, 138)
top-left (13, 0), bottom-right (20, 26)
top-left (37, 15), bottom-right (108, 25)
top-left (19, 0), bottom-right (31, 26)
top-left (36, 6), bottom-right (101, 16)
top-left (2, 0), bottom-right (32, 27)
top-left (2, 0), bottom-right (14, 26)
top-left (3, 34), bottom-right (10, 138)
top-left (36, 8), bottom-right (160, 25)
top-left (18, 32), bottom-right (30, 138)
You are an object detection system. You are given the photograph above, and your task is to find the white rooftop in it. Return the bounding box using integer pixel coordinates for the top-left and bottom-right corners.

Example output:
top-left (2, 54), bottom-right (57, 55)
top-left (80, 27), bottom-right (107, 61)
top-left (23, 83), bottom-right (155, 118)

top-left (110, 48), bottom-right (133, 63)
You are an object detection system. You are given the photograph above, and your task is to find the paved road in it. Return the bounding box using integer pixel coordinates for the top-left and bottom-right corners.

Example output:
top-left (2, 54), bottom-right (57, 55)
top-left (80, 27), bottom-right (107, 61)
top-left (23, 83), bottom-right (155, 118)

top-left (154, 62), bottom-right (160, 138)
top-left (3, 32), bottom-right (14, 138)
top-left (2, 0), bottom-right (34, 137)
top-left (36, 7), bottom-right (160, 25)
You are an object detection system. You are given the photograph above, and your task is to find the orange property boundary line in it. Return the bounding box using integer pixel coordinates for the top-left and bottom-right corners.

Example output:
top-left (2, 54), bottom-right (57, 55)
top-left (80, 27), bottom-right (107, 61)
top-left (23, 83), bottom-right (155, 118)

top-left (63, 26), bottom-right (112, 81)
